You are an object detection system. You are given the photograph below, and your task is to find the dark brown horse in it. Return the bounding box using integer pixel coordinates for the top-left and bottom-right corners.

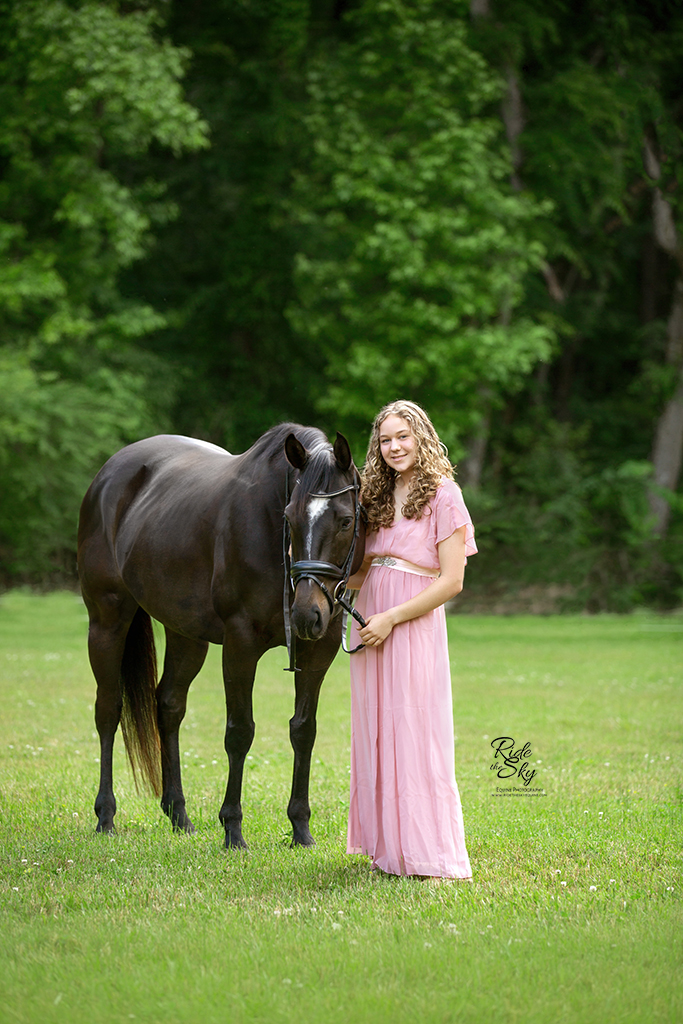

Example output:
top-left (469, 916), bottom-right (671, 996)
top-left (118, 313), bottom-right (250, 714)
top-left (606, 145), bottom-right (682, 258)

top-left (77, 424), bottom-right (365, 848)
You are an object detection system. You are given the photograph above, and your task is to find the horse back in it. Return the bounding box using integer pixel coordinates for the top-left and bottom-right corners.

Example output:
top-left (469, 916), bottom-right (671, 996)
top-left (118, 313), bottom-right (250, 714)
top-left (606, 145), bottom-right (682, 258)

top-left (78, 435), bottom-right (283, 644)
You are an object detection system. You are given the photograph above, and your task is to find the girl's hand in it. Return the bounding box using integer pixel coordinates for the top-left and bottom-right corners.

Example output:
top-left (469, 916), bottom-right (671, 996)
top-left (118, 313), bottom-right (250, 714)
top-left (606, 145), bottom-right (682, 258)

top-left (359, 611), bottom-right (395, 647)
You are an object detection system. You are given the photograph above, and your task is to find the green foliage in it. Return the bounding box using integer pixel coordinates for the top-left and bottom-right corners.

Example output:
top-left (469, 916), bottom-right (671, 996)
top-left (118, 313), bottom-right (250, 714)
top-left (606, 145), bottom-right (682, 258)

top-left (458, 0), bottom-right (683, 609)
top-left (123, 0), bottom-right (323, 448)
top-left (0, 348), bottom-right (175, 577)
top-left (0, 1), bottom-right (208, 338)
top-left (0, 0), bottom-right (208, 580)
top-left (471, 413), bottom-right (681, 611)
top-left (1, 0), bottom-right (682, 605)
top-left (287, 0), bottom-right (553, 452)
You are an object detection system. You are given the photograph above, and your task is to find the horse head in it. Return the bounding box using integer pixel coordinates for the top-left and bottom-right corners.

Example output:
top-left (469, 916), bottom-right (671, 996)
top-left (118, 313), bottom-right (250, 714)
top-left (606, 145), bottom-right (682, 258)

top-left (284, 431), bottom-right (365, 642)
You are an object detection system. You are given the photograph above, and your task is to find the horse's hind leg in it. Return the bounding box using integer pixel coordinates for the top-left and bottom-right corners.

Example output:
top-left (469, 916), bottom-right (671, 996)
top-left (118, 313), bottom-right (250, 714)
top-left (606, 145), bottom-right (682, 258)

top-left (157, 629), bottom-right (208, 834)
top-left (86, 592), bottom-right (139, 833)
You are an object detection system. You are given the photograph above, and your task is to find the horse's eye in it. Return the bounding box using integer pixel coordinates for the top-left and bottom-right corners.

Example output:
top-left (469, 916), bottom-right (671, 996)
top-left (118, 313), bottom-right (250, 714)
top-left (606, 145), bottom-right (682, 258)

top-left (340, 518), bottom-right (353, 531)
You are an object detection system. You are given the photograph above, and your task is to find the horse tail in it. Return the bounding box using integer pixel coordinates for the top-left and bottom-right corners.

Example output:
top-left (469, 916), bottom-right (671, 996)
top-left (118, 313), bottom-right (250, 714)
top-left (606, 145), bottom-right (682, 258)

top-left (120, 608), bottom-right (162, 797)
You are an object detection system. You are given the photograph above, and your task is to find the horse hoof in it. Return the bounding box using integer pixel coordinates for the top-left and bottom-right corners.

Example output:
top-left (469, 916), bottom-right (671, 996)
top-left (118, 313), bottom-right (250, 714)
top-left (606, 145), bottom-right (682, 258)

top-left (95, 823), bottom-right (115, 835)
top-left (225, 830), bottom-right (248, 851)
top-left (172, 820), bottom-right (196, 835)
top-left (291, 833), bottom-right (315, 849)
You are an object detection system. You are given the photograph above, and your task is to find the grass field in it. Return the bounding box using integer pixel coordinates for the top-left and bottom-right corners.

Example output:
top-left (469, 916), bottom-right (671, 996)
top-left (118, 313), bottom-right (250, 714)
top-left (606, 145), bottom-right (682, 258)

top-left (1, 590), bottom-right (681, 1024)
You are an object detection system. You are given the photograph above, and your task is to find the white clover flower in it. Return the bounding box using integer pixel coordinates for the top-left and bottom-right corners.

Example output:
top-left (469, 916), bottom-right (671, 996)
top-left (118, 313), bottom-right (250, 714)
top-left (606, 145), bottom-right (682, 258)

top-left (589, 886), bottom-right (597, 891)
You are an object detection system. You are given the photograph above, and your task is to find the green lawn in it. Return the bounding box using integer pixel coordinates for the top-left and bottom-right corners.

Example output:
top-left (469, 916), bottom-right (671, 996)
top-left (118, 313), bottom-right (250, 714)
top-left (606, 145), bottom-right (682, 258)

top-left (1, 590), bottom-right (681, 1023)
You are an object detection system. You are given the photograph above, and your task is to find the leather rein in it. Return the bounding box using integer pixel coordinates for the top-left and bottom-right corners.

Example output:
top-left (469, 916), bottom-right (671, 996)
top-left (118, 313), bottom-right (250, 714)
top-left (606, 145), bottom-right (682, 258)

top-left (283, 475), bottom-right (367, 672)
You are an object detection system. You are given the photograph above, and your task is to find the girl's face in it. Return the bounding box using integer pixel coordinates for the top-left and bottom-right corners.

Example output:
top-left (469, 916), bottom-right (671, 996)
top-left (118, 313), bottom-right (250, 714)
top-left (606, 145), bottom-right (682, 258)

top-left (379, 415), bottom-right (417, 480)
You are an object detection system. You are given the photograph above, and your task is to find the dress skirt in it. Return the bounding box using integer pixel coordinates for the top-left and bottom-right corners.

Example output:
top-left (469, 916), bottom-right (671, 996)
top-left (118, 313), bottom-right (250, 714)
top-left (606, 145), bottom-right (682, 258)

top-left (347, 562), bottom-right (472, 878)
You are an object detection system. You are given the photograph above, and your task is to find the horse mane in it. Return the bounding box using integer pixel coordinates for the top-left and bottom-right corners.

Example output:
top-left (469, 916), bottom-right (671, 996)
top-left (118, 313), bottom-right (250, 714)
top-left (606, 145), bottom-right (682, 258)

top-left (249, 422), bottom-right (340, 512)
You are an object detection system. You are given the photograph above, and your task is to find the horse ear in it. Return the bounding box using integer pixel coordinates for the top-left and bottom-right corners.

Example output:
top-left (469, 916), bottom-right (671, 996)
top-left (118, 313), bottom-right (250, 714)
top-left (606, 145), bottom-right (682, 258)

top-left (285, 433), bottom-right (308, 470)
top-left (333, 432), bottom-right (352, 472)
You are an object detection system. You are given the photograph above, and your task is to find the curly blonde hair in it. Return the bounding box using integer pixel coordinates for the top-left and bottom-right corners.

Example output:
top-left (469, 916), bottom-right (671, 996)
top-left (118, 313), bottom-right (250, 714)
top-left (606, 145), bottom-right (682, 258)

top-left (361, 400), bottom-right (455, 532)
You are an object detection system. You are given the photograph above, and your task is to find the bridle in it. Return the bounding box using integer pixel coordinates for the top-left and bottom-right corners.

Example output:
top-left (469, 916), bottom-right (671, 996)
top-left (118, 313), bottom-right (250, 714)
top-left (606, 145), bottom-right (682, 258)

top-left (283, 474), bottom-right (367, 672)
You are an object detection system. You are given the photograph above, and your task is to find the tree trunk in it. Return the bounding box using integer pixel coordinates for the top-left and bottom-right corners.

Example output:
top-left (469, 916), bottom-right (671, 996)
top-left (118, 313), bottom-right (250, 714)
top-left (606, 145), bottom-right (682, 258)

top-left (649, 280), bottom-right (683, 534)
top-left (502, 64), bottom-right (524, 192)
top-left (458, 394), bottom-right (492, 489)
top-left (643, 128), bottom-right (683, 536)
top-left (465, 0), bottom-right (523, 485)
top-left (640, 233), bottom-right (660, 325)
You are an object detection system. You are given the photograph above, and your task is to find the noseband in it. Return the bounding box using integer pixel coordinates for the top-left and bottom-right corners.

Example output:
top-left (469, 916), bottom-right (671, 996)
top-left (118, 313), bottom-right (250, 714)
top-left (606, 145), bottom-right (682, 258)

top-left (283, 478), bottom-right (367, 672)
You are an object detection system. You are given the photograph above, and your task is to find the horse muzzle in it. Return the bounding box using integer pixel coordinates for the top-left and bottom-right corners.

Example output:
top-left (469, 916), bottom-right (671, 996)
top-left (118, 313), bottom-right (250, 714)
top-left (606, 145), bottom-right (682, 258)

top-left (290, 579), bottom-right (334, 640)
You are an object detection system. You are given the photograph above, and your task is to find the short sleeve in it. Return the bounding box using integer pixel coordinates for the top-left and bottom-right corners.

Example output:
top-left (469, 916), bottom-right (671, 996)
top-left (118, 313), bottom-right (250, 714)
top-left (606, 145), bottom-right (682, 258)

top-left (434, 479), bottom-right (478, 558)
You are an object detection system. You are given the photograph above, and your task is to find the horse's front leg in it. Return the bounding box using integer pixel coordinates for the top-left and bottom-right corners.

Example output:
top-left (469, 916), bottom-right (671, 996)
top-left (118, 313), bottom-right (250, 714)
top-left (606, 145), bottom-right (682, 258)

top-left (288, 631), bottom-right (340, 847)
top-left (218, 631), bottom-right (261, 850)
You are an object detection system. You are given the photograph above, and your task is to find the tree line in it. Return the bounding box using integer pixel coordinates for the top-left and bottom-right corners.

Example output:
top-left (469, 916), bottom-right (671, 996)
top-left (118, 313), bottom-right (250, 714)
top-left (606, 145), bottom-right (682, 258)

top-left (0, 0), bottom-right (681, 610)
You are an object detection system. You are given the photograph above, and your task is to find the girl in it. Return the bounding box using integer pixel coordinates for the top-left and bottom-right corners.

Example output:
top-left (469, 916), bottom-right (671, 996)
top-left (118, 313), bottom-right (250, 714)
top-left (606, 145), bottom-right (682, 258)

top-left (347, 400), bottom-right (477, 881)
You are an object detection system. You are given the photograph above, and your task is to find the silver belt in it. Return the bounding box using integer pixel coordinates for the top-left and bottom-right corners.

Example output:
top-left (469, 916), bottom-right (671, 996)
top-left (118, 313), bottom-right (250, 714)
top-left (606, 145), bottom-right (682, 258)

top-left (370, 556), bottom-right (439, 578)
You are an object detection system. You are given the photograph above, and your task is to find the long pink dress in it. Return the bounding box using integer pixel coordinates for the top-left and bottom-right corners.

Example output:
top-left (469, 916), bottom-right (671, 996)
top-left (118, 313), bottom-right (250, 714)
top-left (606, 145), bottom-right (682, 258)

top-left (347, 479), bottom-right (477, 878)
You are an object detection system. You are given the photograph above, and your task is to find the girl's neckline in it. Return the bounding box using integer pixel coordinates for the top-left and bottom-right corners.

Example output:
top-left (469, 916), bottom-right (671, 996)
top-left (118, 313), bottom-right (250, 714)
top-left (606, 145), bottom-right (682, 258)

top-left (387, 479), bottom-right (446, 526)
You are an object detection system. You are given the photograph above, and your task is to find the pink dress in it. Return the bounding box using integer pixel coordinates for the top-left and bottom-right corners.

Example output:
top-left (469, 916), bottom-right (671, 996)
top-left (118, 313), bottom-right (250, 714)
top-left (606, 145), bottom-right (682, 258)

top-left (347, 479), bottom-right (477, 878)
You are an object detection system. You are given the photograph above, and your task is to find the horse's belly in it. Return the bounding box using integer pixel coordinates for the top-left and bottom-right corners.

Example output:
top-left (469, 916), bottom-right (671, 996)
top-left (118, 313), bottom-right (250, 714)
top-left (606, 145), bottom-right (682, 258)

top-left (117, 534), bottom-right (225, 644)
